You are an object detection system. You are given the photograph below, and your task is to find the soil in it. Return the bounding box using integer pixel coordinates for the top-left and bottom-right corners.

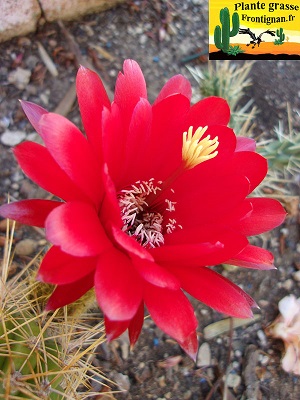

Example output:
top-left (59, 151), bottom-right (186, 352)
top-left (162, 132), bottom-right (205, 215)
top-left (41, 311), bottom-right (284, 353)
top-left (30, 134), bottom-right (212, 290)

top-left (0, 1), bottom-right (300, 399)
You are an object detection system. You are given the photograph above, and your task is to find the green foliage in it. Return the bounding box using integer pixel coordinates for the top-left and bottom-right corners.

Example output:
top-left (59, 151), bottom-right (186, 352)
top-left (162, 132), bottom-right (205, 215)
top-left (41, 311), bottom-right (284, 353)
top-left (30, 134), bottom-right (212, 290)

top-left (226, 45), bottom-right (244, 56)
top-left (214, 7), bottom-right (240, 53)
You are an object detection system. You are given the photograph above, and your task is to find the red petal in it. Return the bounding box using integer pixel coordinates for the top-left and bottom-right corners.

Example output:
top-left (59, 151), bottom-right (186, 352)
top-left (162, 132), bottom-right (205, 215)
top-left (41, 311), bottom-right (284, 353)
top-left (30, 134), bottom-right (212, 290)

top-left (154, 74), bottom-right (192, 104)
top-left (132, 258), bottom-right (180, 290)
top-left (142, 94), bottom-right (190, 180)
top-left (102, 103), bottom-right (123, 185)
top-left (0, 199), bottom-right (61, 227)
top-left (14, 141), bottom-right (87, 202)
top-left (179, 331), bottom-right (198, 361)
top-left (232, 198), bottom-right (286, 235)
top-left (128, 302), bottom-right (145, 347)
top-left (45, 272), bottom-right (94, 310)
top-left (114, 59), bottom-right (147, 129)
top-left (20, 100), bottom-right (48, 137)
top-left (144, 284), bottom-right (198, 344)
top-left (45, 201), bottom-right (111, 257)
top-left (100, 165), bottom-right (123, 227)
top-left (186, 97), bottom-right (230, 127)
top-left (120, 98), bottom-right (152, 185)
top-left (111, 226), bottom-right (154, 262)
top-left (219, 199), bottom-right (253, 226)
top-left (38, 246), bottom-right (97, 284)
top-left (156, 230), bottom-right (248, 267)
top-left (169, 265), bottom-right (255, 318)
top-left (172, 125), bottom-right (237, 190)
top-left (227, 244), bottom-right (275, 270)
top-left (236, 137), bottom-right (256, 152)
top-left (39, 113), bottom-right (103, 206)
top-left (230, 151), bottom-right (267, 193)
top-left (105, 316), bottom-right (130, 342)
top-left (173, 174), bottom-right (250, 228)
top-left (95, 249), bottom-right (143, 321)
top-left (76, 66), bottom-right (110, 161)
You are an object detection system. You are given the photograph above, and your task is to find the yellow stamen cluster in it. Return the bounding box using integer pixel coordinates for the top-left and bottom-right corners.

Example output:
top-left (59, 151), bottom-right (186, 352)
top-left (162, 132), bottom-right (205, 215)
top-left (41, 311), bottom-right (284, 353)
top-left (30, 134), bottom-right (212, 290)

top-left (182, 126), bottom-right (219, 169)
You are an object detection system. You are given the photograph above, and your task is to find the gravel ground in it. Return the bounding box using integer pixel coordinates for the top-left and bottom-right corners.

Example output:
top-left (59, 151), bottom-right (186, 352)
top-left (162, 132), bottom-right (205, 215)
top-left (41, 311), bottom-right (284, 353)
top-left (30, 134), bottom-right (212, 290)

top-left (0, 1), bottom-right (300, 399)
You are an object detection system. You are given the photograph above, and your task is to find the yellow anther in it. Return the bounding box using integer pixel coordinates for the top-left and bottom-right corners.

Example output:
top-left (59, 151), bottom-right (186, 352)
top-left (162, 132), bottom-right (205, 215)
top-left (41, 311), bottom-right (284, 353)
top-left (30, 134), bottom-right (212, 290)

top-left (182, 126), bottom-right (219, 169)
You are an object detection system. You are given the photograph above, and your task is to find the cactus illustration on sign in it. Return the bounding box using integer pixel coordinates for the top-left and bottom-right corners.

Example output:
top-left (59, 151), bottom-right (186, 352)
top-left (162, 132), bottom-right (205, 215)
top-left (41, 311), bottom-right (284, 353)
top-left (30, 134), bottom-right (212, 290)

top-left (274, 27), bottom-right (285, 45)
top-left (214, 7), bottom-right (240, 53)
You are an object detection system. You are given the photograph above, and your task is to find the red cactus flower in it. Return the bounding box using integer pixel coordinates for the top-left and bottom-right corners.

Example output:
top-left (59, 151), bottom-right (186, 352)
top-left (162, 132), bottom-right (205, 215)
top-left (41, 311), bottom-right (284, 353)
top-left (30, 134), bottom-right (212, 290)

top-left (0, 60), bottom-right (286, 359)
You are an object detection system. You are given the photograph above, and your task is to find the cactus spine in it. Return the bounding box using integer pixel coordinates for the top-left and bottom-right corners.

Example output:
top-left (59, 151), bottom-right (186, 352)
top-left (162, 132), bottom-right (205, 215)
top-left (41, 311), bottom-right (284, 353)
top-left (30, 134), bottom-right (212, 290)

top-left (214, 7), bottom-right (240, 53)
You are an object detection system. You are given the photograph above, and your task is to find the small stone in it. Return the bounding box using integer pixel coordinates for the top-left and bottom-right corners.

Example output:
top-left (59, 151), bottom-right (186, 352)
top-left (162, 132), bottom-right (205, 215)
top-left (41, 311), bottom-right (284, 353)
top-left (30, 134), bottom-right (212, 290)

top-left (19, 180), bottom-right (39, 198)
top-left (11, 170), bottom-right (24, 182)
top-left (167, 23), bottom-right (177, 35)
top-left (196, 342), bottom-right (211, 367)
top-left (25, 54), bottom-right (39, 69)
top-left (120, 340), bottom-right (129, 360)
top-left (158, 376), bottom-right (166, 388)
top-left (294, 271), bottom-right (300, 281)
top-left (109, 69), bottom-right (117, 77)
top-left (1, 130), bottom-right (26, 146)
top-left (282, 279), bottom-right (293, 290)
top-left (39, 92), bottom-right (49, 105)
top-left (183, 390), bottom-right (192, 400)
top-left (8, 67), bottom-right (31, 90)
top-left (258, 299), bottom-right (269, 308)
top-left (0, 116), bottom-right (11, 129)
top-left (139, 34), bottom-right (147, 45)
top-left (257, 330), bottom-right (267, 346)
top-left (235, 350), bottom-right (242, 358)
top-left (225, 372), bottom-right (241, 389)
top-left (259, 354), bottom-right (269, 366)
top-left (137, 365), bottom-right (151, 382)
top-left (15, 239), bottom-right (38, 256)
top-left (26, 132), bottom-right (43, 144)
top-left (113, 373), bottom-right (130, 391)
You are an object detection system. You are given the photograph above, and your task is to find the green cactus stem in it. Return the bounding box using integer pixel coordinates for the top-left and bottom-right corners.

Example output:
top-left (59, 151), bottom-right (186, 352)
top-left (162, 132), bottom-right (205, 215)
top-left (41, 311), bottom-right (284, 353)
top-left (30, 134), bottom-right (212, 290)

top-left (276, 27), bottom-right (285, 42)
top-left (214, 7), bottom-right (240, 53)
top-left (274, 27), bottom-right (285, 45)
top-left (258, 132), bottom-right (300, 173)
top-left (0, 310), bottom-right (63, 398)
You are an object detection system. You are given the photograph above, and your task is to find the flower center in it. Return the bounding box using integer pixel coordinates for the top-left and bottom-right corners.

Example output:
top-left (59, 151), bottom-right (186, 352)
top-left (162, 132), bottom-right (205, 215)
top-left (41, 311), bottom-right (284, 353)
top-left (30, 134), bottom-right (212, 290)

top-left (118, 126), bottom-right (218, 248)
top-left (182, 126), bottom-right (219, 169)
top-left (118, 179), bottom-right (179, 248)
